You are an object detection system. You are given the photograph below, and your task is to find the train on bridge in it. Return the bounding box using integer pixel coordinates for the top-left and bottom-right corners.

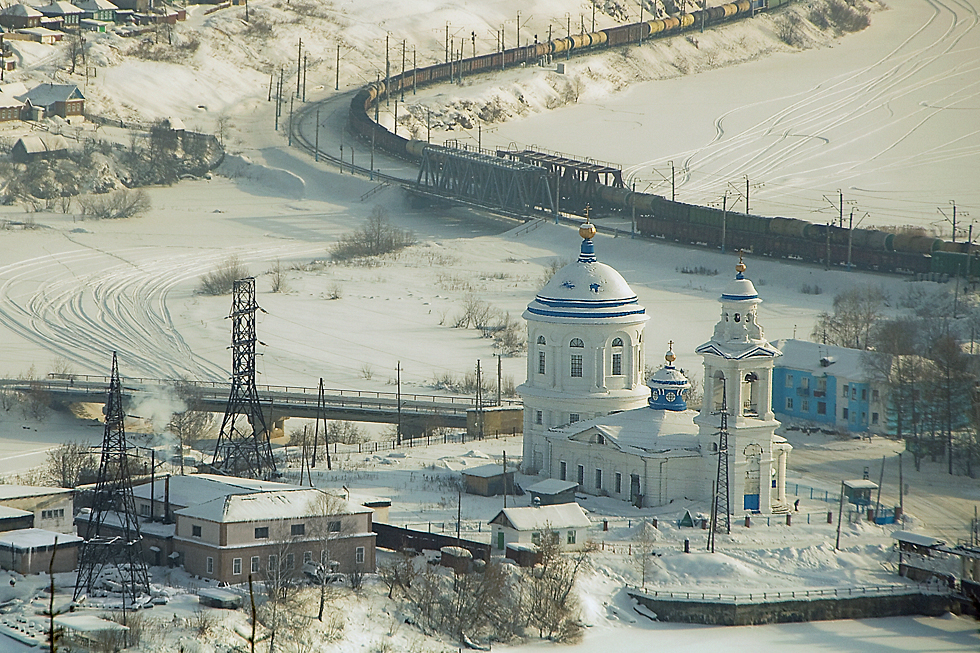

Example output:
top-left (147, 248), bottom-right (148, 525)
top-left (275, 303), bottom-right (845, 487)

top-left (345, 0), bottom-right (971, 277)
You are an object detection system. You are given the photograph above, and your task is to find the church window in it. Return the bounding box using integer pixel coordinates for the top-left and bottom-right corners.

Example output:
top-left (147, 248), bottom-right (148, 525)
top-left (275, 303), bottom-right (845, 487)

top-left (570, 338), bottom-right (584, 348)
top-left (615, 473), bottom-right (622, 494)
top-left (734, 313), bottom-right (741, 322)
top-left (711, 442), bottom-right (718, 452)
top-left (559, 461), bottom-right (567, 480)
top-left (651, 389), bottom-right (660, 400)
top-left (537, 335), bottom-right (546, 345)
top-left (577, 465), bottom-right (585, 485)
top-left (596, 433), bottom-right (604, 445)
top-left (535, 410), bottom-right (542, 425)
top-left (594, 469), bottom-right (602, 489)
top-left (612, 353), bottom-right (622, 375)
top-left (612, 337), bottom-right (624, 347)
top-left (725, 313), bottom-right (729, 322)
top-left (786, 398), bottom-right (793, 410)
top-left (569, 413), bottom-right (580, 423)
top-left (538, 351), bottom-right (546, 375)
top-left (666, 391), bottom-right (676, 401)
top-left (570, 354), bottom-right (583, 377)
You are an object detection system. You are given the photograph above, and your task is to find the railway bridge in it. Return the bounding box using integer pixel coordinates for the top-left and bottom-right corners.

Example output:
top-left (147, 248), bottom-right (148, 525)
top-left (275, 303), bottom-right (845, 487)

top-left (0, 376), bottom-right (521, 435)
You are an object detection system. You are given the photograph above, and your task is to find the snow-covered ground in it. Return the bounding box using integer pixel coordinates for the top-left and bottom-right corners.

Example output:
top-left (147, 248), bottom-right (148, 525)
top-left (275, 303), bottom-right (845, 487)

top-left (1, 0), bottom-right (979, 650)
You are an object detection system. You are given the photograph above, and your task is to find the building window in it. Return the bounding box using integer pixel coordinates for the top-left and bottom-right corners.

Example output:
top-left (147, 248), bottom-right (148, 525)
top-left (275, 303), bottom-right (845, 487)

top-left (291, 523), bottom-right (305, 536)
top-left (328, 521), bottom-right (341, 532)
top-left (570, 338), bottom-right (584, 348)
top-left (206, 557), bottom-right (213, 574)
top-left (304, 551), bottom-right (313, 564)
top-left (786, 397), bottom-right (793, 410)
top-left (842, 384), bottom-right (849, 398)
top-left (559, 461), bottom-right (567, 481)
top-left (567, 530), bottom-right (576, 545)
top-left (268, 555), bottom-right (278, 571)
top-left (786, 374), bottom-right (793, 387)
top-left (233, 558), bottom-right (242, 575)
top-left (800, 377), bottom-right (809, 389)
top-left (569, 413), bottom-right (580, 423)
top-left (577, 465), bottom-right (584, 486)
top-left (255, 527), bottom-right (269, 539)
top-left (192, 525), bottom-right (202, 537)
top-left (535, 410), bottom-right (542, 425)
top-left (872, 389), bottom-right (879, 402)
top-left (842, 407), bottom-right (849, 420)
top-left (251, 556), bottom-right (260, 573)
top-left (861, 388), bottom-right (867, 401)
top-left (139, 504), bottom-right (150, 517)
top-left (570, 354), bottom-right (583, 377)
top-left (538, 351), bottom-right (546, 374)
top-left (612, 337), bottom-right (624, 347)
top-left (355, 547), bottom-right (365, 564)
top-left (594, 469), bottom-right (602, 489)
top-left (818, 402), bottom-right (826, 415)
top-left (872, 412), bottom-right (879, 425)
top-left (286, 553), bottom-right (295, 570)
top-left (537, 335), bottom-right (546, 345)
top-left (851, 387), bottom-right (857, 400)
top-left (801, 399), bottom-right (809, 412)
top-left (612, 352), bottom-right (622, 375)
top-left (615, 472), bottom-right (622, 494)
top-left (531, 532), bottom-right (541, 546)
top-left (41, 509), bottom-right (65, 520)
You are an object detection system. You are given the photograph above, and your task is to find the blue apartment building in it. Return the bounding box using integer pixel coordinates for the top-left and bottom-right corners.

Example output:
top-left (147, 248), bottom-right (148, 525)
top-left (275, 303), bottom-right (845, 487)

top-left (771, 339), bottom-right (885, 434)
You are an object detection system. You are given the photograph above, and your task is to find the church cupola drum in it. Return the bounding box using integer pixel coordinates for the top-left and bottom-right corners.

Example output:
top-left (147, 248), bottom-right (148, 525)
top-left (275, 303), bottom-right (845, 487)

top-left (519, 222), bottom-right (650, 474)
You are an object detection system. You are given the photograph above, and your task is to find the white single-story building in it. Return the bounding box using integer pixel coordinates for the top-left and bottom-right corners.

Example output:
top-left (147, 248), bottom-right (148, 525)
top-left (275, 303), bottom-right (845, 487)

top-left (489, 502), bottom-right (592, 553)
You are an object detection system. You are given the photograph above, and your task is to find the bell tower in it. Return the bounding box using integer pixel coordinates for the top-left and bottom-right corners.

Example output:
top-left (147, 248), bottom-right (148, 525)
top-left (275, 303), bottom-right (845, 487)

top-left (694, 256), bottom-right (789, 514)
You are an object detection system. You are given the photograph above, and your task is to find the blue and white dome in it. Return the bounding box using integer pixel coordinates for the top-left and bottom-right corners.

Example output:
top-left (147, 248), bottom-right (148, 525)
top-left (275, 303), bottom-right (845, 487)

top-left (720, 258), bottom-right (761, 306)
top-left (648, 346), bottom-right (691, 411)
top-left (526, 223), bottom-right (645, 323)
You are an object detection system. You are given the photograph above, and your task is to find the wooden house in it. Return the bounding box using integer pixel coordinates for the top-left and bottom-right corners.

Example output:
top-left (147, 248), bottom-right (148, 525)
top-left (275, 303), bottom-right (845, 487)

top-left (489, 502), bottom-right (591, 553)
top-left (37, 1), bottom-right (84, 27)
top-left (11, 134), bottom-right (70, 162)
top-left (74, 0), bottom-right (117, 22)
top-left (461, 462), bottom-right (515, 497)
top-left (20, 83), bottom-right (84, 118)
top-left (0, 4), bottom-right (43, 29)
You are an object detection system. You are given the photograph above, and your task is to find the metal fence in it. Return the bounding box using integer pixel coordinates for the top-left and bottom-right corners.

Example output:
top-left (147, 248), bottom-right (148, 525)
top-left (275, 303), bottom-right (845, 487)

top-left (625, 583), bottom-right (930, 604)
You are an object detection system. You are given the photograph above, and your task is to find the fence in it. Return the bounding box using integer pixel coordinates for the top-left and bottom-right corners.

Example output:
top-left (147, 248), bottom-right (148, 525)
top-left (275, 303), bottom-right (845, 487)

top-left (373, 522), bottom-right (491, 561)
top-left (624, 583), bottom-right (926, 604)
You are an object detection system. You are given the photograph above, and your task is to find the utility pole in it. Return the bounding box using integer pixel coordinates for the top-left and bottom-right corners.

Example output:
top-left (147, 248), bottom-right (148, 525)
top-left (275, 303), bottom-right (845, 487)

top-left (873, 455), bottom-right (885, 524)
top-left (721, 192), bottom-right (728, 254)
top-left (631, 180), bottom-right (636, 238)
top-left (385, 33), bottom-right (390, 107)
top-left (502, 451), bottom-right (508, 508)
top-left (939, 201), bottom-right (963, 242)
top-left (446, 22), bottom-right (450, 63)
top-left (898, 453), bottom-right (904, 520)
top-left (401, 40), bottom-right (406, 101)
top-left (476, 359), bottom-right (483, 439)
top-left (394, 98), bottom-right (398, 136)
top-left (517, 11), bottom-right (521, 58)
top-left (302, 54), bottom-right (307, 101)
top-left (670, 160), bottom-right (675, 202)
top-left (335, 43), bottom-right (340, 90)
top-left (847, 207), bottom-right (854, 271)
top-left (496, 353), bottom-right (502, 406)
top-left (592, 2), bottom-right (596, 32)
top-left (396, 362), bottom-right (402, 446)
top-left (839, 189), bottom-right (843, 227)
top-left (314, 108), bottom-right (320, 162)
top-left (413, 47), bottom-right (417, 94)
top-left (745, 175), bottom-right (750, 215)
top-left (835, 480), bottom-right (845, 551)
top-left (825, 222), bottom-right (831, 271)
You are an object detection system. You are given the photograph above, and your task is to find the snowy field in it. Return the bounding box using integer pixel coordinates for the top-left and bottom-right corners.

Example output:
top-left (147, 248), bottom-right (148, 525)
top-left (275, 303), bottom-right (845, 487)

top-left (1, 0), bottom-right (979, 650)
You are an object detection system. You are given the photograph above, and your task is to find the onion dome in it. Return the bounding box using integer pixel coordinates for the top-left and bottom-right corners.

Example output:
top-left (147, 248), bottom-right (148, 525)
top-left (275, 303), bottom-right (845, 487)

top-left (648, 343), bottom-right (691, 411)
top-left (526, 222), bottom-right (645, 323)
top-left (720, 254), bottom-right (761, 306)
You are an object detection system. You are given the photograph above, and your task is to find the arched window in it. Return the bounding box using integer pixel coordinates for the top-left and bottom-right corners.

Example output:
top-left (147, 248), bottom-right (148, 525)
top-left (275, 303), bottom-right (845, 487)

top-left (570, 338), bottom-right (584, 348)
top-left (537, 335), bottom-right (546, 345)
top-left (612, 337), bottom-right (624, 347)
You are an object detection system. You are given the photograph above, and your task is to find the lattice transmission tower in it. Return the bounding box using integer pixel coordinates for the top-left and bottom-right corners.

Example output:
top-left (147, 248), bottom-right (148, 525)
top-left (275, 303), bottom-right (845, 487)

top-left (74, 352), bottom-right (150, 604)
top-left (708, 377), bottom-right (731, 553)
top-left (211, 277), bottom-right (277, 479)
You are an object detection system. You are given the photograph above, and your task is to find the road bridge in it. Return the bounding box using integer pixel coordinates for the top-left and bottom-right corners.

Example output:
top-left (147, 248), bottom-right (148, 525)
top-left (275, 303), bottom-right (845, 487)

top-left (0, 376), bottom-right (521, 433)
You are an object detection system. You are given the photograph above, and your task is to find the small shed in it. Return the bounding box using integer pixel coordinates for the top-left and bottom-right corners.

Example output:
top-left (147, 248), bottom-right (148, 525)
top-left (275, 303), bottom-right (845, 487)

top-left (0, 528), bottom-right (82, 574)
top-left (843, 479), bottom-right (878, 507)
top-left (55, 615), bottom-right (128, 648)
top-left (461, 463), bottom-right (515, 497)
top-left (505, 542), bottom-right (541, 567)
top-left (11, 134), bottom-right (69, 162)
top-left (526, 478), bottom-right (578, 506)
top-left (198, 588), bottom-right (243, 609)
top-left (439, 546), bottom-right (473, 574)
top-left (0, 505), bottom-right (34, 533)
top-left (489, 502), bottom-right (591, 552)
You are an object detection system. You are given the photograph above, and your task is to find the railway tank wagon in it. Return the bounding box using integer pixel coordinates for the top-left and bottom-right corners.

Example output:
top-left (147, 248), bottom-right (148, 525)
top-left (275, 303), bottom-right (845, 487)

top-left (345, 0), bottom-right (948, 276)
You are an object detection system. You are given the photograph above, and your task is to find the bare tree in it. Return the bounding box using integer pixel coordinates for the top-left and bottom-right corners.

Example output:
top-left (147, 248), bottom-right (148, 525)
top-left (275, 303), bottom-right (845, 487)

top-left (167, 384), bottom-right (214, 475)
top-left (45, 441), bottom-right (97, 488)
top-left (78, 189), bottom-right (151, 221)
top-left (268, 258), bottom-right (289, 293)
top-left (197, 255), bottom-right (248, 295)
top-left (522, 530), bottom-right (589, 642)
top-left (631, 521), bottom-right (659, 588)
top-left (812, 285), bottom-right (888, 350)
top-left (259, 520), bottom-right (307, 653)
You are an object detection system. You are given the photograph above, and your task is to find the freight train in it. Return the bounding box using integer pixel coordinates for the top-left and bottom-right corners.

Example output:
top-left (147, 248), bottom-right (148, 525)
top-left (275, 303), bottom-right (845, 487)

top-left (347, 0), bottom-right (963, 276)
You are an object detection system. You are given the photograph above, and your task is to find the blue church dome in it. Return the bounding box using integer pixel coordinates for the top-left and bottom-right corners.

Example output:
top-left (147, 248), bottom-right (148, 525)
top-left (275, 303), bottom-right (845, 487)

top-left (648, 345), bottom-right (691, 411)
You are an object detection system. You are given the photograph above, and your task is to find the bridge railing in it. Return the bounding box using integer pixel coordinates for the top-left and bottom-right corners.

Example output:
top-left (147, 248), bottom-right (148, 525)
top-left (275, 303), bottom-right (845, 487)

top-left (624, 583), bottom-right (929, 604)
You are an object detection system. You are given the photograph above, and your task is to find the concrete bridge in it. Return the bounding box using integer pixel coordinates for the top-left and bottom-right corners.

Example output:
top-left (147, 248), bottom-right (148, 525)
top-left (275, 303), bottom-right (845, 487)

top-left (0, 376), bottom-right (522, 434)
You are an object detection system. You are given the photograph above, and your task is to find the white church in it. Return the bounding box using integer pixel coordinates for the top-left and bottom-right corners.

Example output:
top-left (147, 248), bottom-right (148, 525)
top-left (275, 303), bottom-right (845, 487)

top-left (518, 222), bottom-right (792, 514)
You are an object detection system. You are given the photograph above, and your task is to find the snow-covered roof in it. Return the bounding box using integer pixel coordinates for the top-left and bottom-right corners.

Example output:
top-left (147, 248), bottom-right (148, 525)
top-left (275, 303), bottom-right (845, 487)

top-left (556, 404), bottom-right (700, 454)
top-left (15, 134), bottom-right (69, 154)
top-left (526, 227), bottom-right (646, 324)
top-left (891, 531), bottom-right (944, 548)
top-left (1, 4), bottom-right (43, 17)
top-left (132, 473), bottom-right (302, 508)
top-left (73, 0), bottom-right (118, 11)
top-left (175, 488), bottom-right (368, 524)
top-left (772, 338), bottom-right (869, 381)
top-left (0, 484), bottom-right (72, 500)
top-left (490, 502), bottom-right (591, 531)
top-left (37, 1), bottom-right (84, 15)
top-left (0, 505), bottom-right (32, 520)
top-left (843, 479), bottom-right (878, 490)
top-left (55, 615), bottom-right (128, 633)
top-left (461, 463), bottom-right (512, 478)
top-left (20, 83), bottom-right (84, 107)
top-left (0, 528), bottom-right (82, 550)
top-left (526, 478), bottom-right (578, 495)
